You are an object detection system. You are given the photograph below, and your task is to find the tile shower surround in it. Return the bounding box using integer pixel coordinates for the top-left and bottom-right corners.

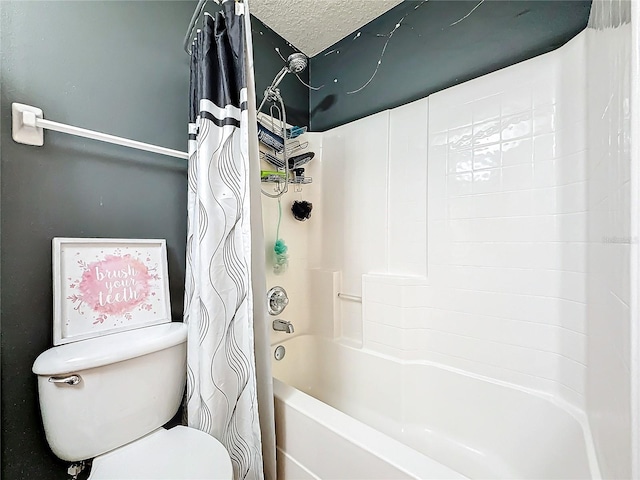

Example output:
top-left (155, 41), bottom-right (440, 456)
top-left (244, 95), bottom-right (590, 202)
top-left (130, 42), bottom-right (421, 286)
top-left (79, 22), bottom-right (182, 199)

top-left (279, 3), bottom-right (637, 475)
top-left (319, 34), bottom-right (589, 409)
top-left (584, 1), bottom-right (635, 476)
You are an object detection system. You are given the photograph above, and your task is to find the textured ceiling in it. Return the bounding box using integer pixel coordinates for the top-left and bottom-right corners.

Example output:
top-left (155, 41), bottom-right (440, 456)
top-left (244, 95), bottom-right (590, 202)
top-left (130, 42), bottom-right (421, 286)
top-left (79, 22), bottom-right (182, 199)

top-left (249, 0), bottom-right (403, 57)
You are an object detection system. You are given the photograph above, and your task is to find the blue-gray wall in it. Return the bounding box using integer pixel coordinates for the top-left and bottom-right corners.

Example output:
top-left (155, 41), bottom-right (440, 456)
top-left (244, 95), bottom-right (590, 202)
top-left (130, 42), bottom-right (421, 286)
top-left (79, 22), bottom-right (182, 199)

top-left (309, 0), bottom-right (591, 131)
top-left (0, 2), bottom-right (305, 478)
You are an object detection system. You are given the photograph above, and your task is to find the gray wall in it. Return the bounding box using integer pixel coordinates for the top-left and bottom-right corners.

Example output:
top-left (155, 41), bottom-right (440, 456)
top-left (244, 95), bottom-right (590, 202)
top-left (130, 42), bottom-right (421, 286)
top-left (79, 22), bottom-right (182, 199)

top-left (309, 0), bottom-right (591, 131)
top-left (0, 2), bottom-right (302, 478)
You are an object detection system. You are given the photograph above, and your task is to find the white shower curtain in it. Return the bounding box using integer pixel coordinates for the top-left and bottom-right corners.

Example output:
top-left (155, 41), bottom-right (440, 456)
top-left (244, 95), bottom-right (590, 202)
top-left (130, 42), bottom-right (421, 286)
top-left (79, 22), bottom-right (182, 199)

top-left (184, 1), bottom-right (275, 479)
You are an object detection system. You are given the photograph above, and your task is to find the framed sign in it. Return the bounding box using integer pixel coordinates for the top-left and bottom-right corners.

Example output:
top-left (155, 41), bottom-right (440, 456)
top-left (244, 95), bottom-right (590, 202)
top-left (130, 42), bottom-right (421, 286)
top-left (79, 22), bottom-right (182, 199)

top-left (53, 238), bottom-right (171, 345)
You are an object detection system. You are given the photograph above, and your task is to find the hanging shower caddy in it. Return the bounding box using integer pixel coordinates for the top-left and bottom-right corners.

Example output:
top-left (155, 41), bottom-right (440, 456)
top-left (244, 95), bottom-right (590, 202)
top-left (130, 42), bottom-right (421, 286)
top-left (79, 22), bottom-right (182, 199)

top-left (257, 53), bottom-right (314, 198)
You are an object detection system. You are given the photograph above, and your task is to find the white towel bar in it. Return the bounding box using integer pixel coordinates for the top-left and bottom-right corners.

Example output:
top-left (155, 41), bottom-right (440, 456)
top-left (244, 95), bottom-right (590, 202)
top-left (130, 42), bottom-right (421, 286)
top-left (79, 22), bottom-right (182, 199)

top-left (11, 103), bottom-right (189, 160)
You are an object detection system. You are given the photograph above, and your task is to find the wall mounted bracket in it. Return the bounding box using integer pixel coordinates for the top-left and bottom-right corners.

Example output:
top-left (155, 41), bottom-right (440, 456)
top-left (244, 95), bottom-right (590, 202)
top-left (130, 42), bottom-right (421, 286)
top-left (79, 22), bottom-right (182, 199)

top-left (12, 103), bottom-right (44, 146)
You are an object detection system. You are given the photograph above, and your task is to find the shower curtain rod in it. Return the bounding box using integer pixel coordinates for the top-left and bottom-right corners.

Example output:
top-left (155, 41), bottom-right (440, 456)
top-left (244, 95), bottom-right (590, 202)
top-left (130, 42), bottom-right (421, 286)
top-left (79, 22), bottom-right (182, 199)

top-left (11, 103), bottom-right (189, 160)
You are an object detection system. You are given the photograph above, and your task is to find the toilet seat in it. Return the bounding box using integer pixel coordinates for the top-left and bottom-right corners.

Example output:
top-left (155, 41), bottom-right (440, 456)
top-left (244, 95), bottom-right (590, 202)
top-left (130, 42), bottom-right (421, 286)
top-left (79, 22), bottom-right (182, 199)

top-left (88, 426), bottom-right (233, 480)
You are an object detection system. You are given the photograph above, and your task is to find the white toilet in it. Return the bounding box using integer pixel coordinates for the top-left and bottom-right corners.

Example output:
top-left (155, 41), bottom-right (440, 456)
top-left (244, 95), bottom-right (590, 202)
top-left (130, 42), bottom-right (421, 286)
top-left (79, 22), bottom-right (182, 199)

top-left (32, 322), bottom-right (233, 479)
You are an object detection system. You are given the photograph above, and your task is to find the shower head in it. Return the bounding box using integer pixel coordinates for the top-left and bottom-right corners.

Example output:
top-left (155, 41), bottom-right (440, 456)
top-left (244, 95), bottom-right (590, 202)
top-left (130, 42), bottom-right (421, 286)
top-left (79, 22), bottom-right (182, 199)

top-left (266, 53), bottom-right (308, 93)
top-left (286, 53), bottom-right (307, 74)
top-left (260, 52), bottom-right (308, 111)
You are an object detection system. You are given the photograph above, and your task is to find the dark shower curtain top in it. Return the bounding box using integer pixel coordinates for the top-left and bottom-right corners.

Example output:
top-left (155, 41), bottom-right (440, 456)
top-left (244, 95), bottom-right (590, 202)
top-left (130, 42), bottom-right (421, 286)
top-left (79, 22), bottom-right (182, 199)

top-left (189, 1), bottom-right (246, 128)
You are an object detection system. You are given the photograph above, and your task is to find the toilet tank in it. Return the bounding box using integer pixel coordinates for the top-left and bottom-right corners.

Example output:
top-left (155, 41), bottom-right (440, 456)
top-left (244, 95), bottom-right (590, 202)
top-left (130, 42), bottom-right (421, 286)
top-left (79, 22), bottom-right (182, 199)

top-left (32, 322), bottom-right (187, 462)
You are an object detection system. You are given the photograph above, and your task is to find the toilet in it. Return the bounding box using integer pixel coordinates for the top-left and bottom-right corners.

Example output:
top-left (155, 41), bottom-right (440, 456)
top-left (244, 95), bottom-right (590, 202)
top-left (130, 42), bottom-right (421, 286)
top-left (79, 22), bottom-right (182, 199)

top-left (32, 322), bottom-right (233, 479)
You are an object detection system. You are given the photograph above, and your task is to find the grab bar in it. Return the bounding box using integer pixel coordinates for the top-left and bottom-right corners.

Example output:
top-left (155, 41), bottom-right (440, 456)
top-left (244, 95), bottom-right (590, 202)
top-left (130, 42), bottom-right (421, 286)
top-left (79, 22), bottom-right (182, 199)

top-left (337, 293), bottom-right (362, 303)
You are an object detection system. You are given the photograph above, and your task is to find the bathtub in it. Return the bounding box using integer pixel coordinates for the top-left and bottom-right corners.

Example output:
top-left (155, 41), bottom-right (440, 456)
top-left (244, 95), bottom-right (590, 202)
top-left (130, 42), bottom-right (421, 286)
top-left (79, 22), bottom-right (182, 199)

top-left (272, 335), bottom-right (600, 480)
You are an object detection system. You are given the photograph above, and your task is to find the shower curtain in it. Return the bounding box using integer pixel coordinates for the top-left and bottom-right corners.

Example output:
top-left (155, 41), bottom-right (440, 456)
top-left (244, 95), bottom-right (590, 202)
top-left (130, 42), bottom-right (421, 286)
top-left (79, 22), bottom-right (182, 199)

top-left (184, 2), bottom-right (275, 479)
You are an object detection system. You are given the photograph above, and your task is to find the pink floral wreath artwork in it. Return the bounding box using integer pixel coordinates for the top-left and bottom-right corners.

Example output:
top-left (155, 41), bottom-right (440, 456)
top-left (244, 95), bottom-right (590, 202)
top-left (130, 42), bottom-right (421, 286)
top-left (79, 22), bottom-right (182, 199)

top-left (67, 254), bottom-right (160, 325)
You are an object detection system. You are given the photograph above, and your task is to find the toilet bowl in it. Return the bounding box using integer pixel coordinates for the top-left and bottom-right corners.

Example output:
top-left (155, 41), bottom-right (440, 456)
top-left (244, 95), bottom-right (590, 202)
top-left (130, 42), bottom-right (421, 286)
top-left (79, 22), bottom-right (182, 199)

top-left (33, 322), bottom-right (233, 479)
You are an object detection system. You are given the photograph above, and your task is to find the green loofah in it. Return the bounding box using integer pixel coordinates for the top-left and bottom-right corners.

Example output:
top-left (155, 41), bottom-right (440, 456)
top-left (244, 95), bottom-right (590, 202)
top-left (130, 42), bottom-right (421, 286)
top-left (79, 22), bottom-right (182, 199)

top-left (273, 199), bottom-right (289, 275)
top-left (274, 238), bottom-right (288, 255)
top-left (273, 238), bottom-right (289, 275)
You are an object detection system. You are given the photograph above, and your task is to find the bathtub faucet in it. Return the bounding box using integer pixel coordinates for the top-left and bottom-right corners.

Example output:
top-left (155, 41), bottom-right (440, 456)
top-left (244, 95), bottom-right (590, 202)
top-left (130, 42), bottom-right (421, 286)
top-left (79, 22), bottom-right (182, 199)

top-left (273, 319), bottom-right (294, 334)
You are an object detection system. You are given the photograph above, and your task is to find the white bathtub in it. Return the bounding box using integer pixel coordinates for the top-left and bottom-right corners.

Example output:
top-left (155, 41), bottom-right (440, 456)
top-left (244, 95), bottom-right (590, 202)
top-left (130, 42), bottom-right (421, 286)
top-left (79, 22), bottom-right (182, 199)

top-left (272, 335), bottom-right (600, 480)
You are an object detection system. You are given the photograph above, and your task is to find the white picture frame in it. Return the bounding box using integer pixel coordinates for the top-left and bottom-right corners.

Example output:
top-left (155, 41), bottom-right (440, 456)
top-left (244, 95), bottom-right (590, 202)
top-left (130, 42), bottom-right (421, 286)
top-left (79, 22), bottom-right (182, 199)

top-left (52, 238), bottom-right (172, 345)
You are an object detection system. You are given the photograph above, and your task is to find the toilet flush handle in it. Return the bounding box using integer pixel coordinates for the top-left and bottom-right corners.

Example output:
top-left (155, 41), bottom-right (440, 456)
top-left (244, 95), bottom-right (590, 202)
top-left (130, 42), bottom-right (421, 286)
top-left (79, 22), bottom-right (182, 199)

top-left (48, 375), bottom-right (81, 386)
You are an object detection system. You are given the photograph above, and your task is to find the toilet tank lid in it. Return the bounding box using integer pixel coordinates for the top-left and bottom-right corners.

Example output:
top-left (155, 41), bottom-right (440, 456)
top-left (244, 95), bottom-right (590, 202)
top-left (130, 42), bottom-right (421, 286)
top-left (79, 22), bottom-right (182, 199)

top-left (33, 322), bottom-right (187, 375)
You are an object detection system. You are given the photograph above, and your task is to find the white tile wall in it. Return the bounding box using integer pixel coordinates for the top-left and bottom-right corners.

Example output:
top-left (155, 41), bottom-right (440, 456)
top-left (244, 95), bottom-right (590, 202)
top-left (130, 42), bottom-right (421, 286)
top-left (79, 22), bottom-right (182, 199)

top-left (320, 102), bottom-right (428, 344)
top-left (364, 36), bottom-right (587, 406)
top-left (388, 101), bottom-right (428, 277)
top-left (360, 35), bottom-right (589, 408)
top-left (305, 13), bottom-right (636, 442)
top-left (321, 112), bottom-right (390, 343)
top-left (585, 0), bottom-right (635, 476)
top-left (367, 34), bottom-right (582, 407)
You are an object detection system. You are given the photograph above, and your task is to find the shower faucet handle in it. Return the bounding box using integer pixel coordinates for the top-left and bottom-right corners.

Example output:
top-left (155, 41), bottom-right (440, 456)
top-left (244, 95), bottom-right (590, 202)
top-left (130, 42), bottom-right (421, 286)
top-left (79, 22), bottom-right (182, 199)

top-left (267, 286), bottom-right (289, 315)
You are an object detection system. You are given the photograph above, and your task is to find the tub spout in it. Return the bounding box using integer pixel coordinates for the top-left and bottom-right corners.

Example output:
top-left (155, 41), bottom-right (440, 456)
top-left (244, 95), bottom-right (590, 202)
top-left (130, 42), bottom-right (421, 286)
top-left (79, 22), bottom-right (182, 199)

top-left (273, 319), bottom-right (294, 334)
